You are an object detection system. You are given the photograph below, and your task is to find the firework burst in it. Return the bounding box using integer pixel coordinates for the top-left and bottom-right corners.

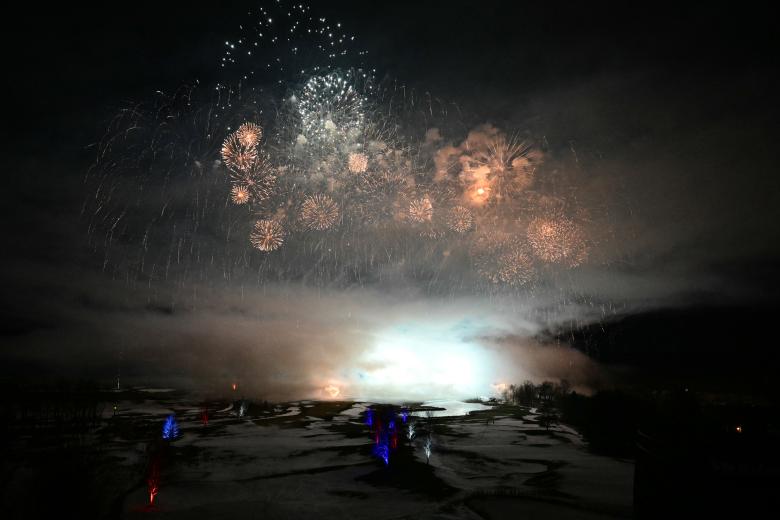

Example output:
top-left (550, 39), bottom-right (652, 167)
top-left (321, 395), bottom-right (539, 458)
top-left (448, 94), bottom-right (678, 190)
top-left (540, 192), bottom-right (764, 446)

top-left (408, 196), bottom-right (433, 223)
top-left (231, 155), bottom-right (278, 202)
top-left (526, 217), bottom-right (588, 266)
top-left (235, 122), bottom-right (263, 147)
top-left (250, 219), bottom-right (285, 251)
top-left (447, 205), bottom-right (473, 233)
top-left (348, 152), bottom-right (368, 173)
top-left (295, 71), bottom-right (367, 147)
top-left (495, 247), bottom-right (535, 286)
top-left (221, 133), bottom-right (258, 172)
top-left (301, 194), bottom-right (340, 230)
top-left (231, 185), bottom-right (250, 205)
top-left (471, 232), bottom-right (535, 286)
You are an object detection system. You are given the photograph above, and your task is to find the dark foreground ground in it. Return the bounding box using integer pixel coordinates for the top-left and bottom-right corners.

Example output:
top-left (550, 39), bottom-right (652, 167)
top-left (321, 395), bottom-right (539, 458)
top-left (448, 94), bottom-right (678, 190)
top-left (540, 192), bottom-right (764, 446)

top-left (0, 388), bottom-right (634, 519)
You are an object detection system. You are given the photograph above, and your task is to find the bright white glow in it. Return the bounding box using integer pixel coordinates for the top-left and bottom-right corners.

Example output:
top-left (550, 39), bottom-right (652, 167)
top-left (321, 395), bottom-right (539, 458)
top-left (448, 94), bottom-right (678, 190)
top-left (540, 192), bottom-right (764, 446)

top-left (352, 319), bottom-right (500, 401)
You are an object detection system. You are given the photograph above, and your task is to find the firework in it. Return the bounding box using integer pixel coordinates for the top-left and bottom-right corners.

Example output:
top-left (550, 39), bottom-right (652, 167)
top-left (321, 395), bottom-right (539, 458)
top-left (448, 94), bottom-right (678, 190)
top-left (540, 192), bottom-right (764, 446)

top-left (447, 205), bottom-right (473, 233)
top-left (468, 133), bottom-right (537, 202)
top-left (526, 217), bottom-right (588, 266)
top-left (408, 196), bottom-right (433, 223)
top-left (230, 155), bottom-right (278, 202)
top-left (235, 122), bottom-right (263, 147)
top-left (221, 132), bottom-right (258, 172)
top-left (231, 185), bottom-right (250, 205)
top-left (250, 219), bottom-right (285, 251)
top-left (300, 194), bottom-right (340, 230)
top-left (471, 232), bottom-right (535, 286)
top-left (295, 71), bottom-right (367, 147)
top-left (347, 152), bottom-right (368, 173)
top-left (495, 247), bottom-right (534, 286)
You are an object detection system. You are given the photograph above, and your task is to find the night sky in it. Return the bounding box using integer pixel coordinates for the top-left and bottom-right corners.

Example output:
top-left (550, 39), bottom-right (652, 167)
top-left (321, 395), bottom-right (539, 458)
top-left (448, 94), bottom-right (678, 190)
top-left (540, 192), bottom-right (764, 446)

top-left (1, 2), bottom-right (778, 398)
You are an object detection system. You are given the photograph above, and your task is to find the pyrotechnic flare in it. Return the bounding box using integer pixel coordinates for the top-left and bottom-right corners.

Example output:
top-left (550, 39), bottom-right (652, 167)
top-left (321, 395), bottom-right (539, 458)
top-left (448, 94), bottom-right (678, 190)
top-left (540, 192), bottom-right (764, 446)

top-left (221, 132), bottom-right (258, 172)
top-left (347, 152), bottom-right (368, 173)
top-left (250, 219), bottom-right (285, 251)
top-left (301, 194), bottom-right (340, 230)
top-left (235, 122), bottom-right (263, 147)
top-left (162, 415), bottom-right (179, 440)
top-left (406, 421), bottom-right (416, 441)
top-left (424, 435), bottom-right (432, 463)
top-left (231, 185), bottom-right (250, 205)
top-left (447, 205), bottom-right (474, 233)
top-left (147, 457), bottom-right (160, 506)
top-left (408, 196), bottom-right (433, 223)
top-left (238, 400), bottom-right (247, 418)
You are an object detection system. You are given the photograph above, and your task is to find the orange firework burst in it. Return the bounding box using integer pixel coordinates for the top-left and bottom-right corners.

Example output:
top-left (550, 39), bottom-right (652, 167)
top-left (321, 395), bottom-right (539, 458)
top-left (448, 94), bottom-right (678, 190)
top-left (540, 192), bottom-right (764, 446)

top-left (231, 185), bottom-right (250, 205)
top-left (471, 231), bottom-right (535, 286)
top-left (526, 217), bottom-right (588, 266)
top-left (250, 219), bottom-right (285, 251)
top-left (408, 196), bottom-right (433, 223)
top-left (495, 247), bottom-right (534, 286)
top-left (235, 122), bottom-right (263, 147)
top-left (466, 134), bottom-right (539, 203)
top-left (221, 133), bottom-right (258, 172)
top-left (300, 194), bottom-right (340, 231)
top-left (231, 156), bottom-right (277, 202)
top-left (347, 152), bottom-right (368, 173)
top-left (447, 205), bottom-right (473, 233)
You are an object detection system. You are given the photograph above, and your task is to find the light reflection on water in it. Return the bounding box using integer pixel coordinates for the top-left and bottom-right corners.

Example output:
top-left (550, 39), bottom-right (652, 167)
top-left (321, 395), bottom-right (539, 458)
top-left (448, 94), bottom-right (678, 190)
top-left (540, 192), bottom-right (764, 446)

top-left (410, 399), bottom-right (492, 417)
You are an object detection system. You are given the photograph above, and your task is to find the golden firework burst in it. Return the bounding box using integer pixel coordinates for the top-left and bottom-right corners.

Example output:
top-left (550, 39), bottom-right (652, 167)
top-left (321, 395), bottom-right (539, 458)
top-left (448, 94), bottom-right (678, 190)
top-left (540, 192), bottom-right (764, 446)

top-left (470, 231), bottom-right (535, 286)
top-left (230, 185), bottom-right (250, 205)
top-left (250, 219), bottom-right (285, 252)
top-left (221, 133), bottom-right (258, 172)
top-left (526, 217), bottom-right (588, 266)
top-left (231, 156), bottom-right (277, 202)
top-left (235, 122), bottom-right (263, 148)
top-left (347, 152), bottom-right (368, 173)
top-left (447, 205), bottom-right (474, 233)
top-left (495, 247), bottom-right (534, 286)
top-left (408, 196), bottom-right (433, 223)
top-left (300, 194), bottom-right (340, 231)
